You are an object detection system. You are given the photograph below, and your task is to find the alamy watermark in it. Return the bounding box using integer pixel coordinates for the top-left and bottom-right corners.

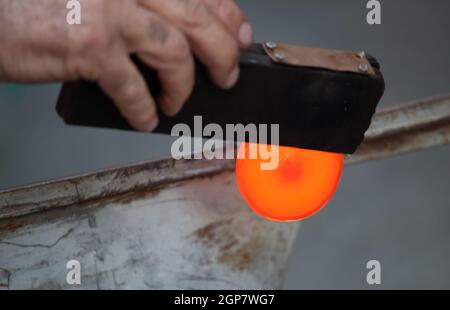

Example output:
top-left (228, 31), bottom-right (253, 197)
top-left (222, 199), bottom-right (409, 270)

top-left (66, 0), bottom-right (81, 25)
top-left (65, 1), bottom-right (380, 26)
top-left (170, 116), bottom-right (280, 171)
top-left (366, 260), bottom-right (381, 285)
top-left (366, 0), bottom-right (381, 25)
top-left (66, 259), bottom-right (81, 285)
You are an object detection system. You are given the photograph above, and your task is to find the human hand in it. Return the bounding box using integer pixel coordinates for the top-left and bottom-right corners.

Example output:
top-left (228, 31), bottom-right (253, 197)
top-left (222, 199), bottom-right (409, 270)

top-left (0, 0), bottom-right (252, 131)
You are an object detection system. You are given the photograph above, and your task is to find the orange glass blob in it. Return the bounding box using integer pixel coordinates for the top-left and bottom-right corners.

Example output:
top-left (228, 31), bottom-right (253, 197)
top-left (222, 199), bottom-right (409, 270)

top-left (236, 143), bottom-right (344, 222)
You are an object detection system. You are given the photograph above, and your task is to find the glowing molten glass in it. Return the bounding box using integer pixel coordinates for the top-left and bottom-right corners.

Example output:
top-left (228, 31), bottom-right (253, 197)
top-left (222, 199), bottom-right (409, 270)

top-left (236, 143), bottom-right (344, 222)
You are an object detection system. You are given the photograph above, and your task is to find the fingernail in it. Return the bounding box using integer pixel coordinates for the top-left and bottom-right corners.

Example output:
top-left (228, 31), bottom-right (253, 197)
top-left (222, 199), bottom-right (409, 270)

top-left (239, 22), bottom-right (253, 47)
top-left (145, 116), bottom-right (159, 132)
top-left (225, 66), bottom-right (240, 89)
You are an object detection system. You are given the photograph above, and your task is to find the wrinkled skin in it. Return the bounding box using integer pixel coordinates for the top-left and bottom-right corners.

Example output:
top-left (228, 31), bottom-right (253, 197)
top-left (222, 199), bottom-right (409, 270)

top-left (0, 0), bottom-right (252, 131)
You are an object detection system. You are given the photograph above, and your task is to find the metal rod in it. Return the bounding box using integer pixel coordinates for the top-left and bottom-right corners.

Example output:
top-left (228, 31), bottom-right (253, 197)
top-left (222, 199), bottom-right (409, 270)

top-left (347, 94), bottom-right (450, 165)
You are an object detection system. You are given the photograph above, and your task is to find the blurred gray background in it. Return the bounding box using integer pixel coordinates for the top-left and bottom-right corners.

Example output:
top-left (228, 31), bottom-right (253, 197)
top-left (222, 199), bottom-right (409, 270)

top-left (0, 0), bottom-right (449, 289)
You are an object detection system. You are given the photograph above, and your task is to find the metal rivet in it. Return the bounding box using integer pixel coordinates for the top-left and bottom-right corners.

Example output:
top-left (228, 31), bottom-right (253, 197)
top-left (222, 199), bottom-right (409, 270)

top-left (274, 52), bottom-right (285, 62)
top-left (265, 41), bottom-right (277, 49)
top-left (357, 51), bottom-right (366, 59)
top-left (358, 63), bottom-right (369, 73)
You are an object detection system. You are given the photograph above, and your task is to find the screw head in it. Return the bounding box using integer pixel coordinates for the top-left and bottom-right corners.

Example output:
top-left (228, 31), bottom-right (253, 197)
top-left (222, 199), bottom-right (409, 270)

top-left (357, 51), bottom-right (366, 59)
top-left (274, 52), bottom-right (285, 62)
top-left (358, 63), bottom-right (369, 73)
top-left (265, 41), bottom-right (277, 49)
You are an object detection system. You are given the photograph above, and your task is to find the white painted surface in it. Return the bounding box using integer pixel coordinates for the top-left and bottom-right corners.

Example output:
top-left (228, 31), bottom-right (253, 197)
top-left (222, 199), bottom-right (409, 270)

top-left (0, 171), bottom-right (299, 290)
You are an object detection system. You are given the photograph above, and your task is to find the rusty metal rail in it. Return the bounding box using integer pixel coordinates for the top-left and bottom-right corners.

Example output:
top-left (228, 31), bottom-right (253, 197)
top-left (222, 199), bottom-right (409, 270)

top-left (348, 94), bottom-right (450, 164)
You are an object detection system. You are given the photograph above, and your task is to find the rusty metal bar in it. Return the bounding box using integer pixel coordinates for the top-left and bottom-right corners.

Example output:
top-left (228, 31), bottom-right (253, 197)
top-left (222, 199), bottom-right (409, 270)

top-left (347, 94), bottom-right (450, 165)
top-left (0, 158), bottom-right (236, 221)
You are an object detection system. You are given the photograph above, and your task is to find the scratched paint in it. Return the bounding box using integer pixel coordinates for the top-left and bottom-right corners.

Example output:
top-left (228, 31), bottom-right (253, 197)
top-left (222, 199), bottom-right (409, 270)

top-left (0, 170), bottom-right (300, 290)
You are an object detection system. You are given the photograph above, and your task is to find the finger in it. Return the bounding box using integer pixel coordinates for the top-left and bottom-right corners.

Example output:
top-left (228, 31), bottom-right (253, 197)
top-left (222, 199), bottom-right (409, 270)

top-left (202, 0), bottom-right (253, 48)
top-left (139, 0), bottom-right (240, 89)
top-left (120, 8), bottom-right (195, 116)
top-left (97, 54), bottom-right (158, 132)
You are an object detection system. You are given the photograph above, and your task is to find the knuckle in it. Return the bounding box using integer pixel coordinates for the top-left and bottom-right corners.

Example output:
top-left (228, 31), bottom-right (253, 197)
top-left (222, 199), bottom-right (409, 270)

top-left (145, 16), bottom-right (171, 46)
top-left (165, 33), bottom-right (191, 62)
top-left (217, 0), bottom-right (242, 23)
top-left (144, 14), bottom-right (191, 63)
top-left (181, 0), bottom-right (210, 28)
